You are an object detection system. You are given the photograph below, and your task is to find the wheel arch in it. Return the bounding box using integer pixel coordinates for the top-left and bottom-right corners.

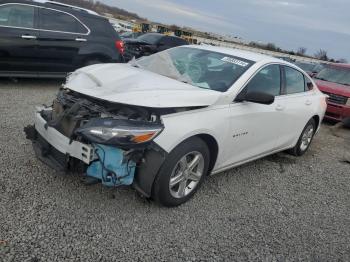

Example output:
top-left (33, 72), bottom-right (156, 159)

top-left (172, 133), bottom-right (220, 175)
top-left (195, 134), bottom-right (219, 174)
top-left (312, 115), bottom-right (321, 129)
top-left (134, 133), bottom-right (220, 198)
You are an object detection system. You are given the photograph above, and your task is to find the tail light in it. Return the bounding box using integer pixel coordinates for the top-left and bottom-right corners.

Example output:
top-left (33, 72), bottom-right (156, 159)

top-left (115, 40), bottom-right (125, 55)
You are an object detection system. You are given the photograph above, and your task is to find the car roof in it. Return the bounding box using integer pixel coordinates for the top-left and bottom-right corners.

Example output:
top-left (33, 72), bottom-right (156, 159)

top-left (8, 0), bottom-right (100, 17)
top-left (188, 45), bottom-right (286, 64)
top-left (331, 63), bottom-right (350, 69)
top-left (142, 33), bottom-right (185, 40)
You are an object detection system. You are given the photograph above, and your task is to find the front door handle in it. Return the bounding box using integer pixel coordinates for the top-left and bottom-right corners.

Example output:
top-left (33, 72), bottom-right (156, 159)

top-left (305, 100), bottom-right (312, 106)
top-left (22, 35), bottom-right (37, 40)
top-left (276, 104), bottom-right (285, 111)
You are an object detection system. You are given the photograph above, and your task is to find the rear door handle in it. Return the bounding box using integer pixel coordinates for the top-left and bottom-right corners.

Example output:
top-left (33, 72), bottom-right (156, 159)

top-left (22, 35), bottom-right (37, 40)
top-left (305, 100), bottom-right (312, 106)
top-left (276, 104), bottom-right (285, 111)
top-left (75, 38), bottom-right (87, 42)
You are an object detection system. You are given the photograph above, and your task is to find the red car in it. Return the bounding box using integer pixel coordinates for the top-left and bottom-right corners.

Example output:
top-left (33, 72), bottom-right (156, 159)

top-left (314, 63), bottom-right (350, 123)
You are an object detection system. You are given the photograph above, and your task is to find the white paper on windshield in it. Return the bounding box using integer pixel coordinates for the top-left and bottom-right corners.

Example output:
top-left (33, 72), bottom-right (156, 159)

top-left (221, 57), bottom-right (249, 67)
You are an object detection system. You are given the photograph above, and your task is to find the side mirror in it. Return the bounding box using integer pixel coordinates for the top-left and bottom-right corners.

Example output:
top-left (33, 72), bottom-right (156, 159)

top-left (236, 91), bottom-right (275, 105)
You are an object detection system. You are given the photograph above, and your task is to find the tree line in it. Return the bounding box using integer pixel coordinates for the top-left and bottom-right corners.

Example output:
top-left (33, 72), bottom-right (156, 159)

top-left (57, 0), bottom-right (347, 63)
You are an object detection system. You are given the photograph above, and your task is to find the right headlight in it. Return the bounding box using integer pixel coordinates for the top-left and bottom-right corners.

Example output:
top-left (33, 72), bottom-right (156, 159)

top-left (76, 118), bottom-right (163, 146)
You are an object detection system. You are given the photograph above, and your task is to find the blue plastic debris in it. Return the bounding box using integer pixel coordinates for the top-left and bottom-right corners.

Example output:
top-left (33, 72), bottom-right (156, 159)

top-left (86, 144), bottom-right (136, 187)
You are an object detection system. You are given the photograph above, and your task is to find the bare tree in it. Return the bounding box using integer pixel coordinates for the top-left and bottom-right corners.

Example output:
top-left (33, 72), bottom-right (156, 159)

top-left (297, 47), bottom-right (307, 55)
top-left (265, 42), bottom-right (277, 51)
top-left (314, 49), bottom-right (328, 61)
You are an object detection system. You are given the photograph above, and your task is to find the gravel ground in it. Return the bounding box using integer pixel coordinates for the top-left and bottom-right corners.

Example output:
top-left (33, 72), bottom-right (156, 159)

top-left (1, 79), bottom-right (350, 262)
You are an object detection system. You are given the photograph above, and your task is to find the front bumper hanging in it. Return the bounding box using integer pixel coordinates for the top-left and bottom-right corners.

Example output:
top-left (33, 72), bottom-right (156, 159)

top-left (24, 107), bottom-right (136, 186)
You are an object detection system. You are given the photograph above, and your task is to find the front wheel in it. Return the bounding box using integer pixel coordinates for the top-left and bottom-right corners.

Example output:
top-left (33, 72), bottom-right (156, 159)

top-left (288, 119), bottom-right (316, 156)
top-left (152, 137), bottom-right (210, 207)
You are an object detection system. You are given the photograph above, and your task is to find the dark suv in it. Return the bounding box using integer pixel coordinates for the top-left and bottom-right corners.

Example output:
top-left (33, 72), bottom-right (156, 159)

top-left (0, 0), bottom-right (124, 78)
top-left (123, 33), bottom-right (188, 62)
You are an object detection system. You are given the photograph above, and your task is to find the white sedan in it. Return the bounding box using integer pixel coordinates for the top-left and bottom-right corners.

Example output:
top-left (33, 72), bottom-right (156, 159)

top-left (25, 45), bottom-right (327, 206)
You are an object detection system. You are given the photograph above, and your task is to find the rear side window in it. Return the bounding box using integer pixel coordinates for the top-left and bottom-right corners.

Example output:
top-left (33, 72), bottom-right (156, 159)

top-left (0, 4), bottom-right (35, 28)
top-left (174, 37), bottom-right (188, 46)
top-left (245, 64), bottom-right (281, 96)
top-left (162, 36), bottom-right (176, 46)
top-left (163, 36), bottom-right (187, 47)
top-left (39, 8), bottom-right (88, 34)
top-left (284, 66), bottom-right (305, 94)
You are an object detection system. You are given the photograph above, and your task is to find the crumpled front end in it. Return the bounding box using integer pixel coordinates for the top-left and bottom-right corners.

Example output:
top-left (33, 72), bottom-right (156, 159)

top-left (24, 88), bottom-right (168, 193)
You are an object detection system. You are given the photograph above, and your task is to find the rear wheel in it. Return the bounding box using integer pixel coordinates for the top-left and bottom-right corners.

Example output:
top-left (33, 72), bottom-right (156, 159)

top-left (288, 119), bottom-right (316, 156)
top-left (152, 137), bottom-right (210, 207)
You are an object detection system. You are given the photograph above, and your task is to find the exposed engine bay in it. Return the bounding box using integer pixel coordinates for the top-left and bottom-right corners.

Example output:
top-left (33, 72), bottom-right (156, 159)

top-left (46, 89), bottom-right (164, 139)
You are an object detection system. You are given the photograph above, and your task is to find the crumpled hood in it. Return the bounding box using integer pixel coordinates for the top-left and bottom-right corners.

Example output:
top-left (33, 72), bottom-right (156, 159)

top-left (65, 63), bottom-right (222, 108)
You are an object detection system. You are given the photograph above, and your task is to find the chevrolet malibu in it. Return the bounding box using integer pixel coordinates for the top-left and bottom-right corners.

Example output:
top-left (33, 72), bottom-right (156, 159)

top-left (25, 46), bottom-right (327, 206)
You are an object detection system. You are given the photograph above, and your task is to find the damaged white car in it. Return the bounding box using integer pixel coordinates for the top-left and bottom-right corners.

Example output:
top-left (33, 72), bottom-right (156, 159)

top-left (25, 46), bottom-right (327, 206)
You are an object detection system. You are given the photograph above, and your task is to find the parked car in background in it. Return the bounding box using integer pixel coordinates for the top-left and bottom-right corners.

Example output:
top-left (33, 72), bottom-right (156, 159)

top-left (120, 31), bottom-right (144, 39)
top-left (294, 61), bottom-right (326, 77)
top-left (0, 0), bottom-right (124, 78)
top-left (294, 61), bottom-right (316, 76)
top-left (25, 46), bottom-right (327, 206)
top-left (123, 33), bottom-right (188, 62)
top-left (314, 64), bottom-right (350, 123)
top-left (311, 63), bottom-right (326, 77)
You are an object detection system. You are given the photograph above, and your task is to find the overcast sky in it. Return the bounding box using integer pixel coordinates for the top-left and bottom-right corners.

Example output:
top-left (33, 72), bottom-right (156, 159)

top-left (102, 0), bottom-right (350, 61)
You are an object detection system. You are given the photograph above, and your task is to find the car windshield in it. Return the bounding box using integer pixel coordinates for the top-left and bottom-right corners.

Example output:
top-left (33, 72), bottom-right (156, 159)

top-left (130, 47), bottom-right (254, 92)
top-left (315, 66), bottom-right (350, 86)
top-left (312, 64), bottom-right (325, 73)
top-left (137, 34), bottom-right (163, 44)
top-left (295, 62), bottom-right (315, 72)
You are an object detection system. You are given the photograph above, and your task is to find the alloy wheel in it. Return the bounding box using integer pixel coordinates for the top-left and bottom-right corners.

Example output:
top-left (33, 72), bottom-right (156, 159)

top-left (169, 151), bottom-right (205, 199)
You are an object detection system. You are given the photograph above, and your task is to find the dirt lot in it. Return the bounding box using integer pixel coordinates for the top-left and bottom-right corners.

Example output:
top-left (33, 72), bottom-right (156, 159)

top-left (1, 79), bottom-right (350, 261)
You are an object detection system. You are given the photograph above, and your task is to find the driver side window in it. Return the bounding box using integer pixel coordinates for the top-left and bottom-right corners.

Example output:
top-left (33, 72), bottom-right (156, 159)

top-left (245, 64), bottom-right (281, 96)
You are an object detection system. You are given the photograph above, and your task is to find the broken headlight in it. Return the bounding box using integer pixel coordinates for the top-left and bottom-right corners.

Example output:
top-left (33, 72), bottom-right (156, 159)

top-left (76, 118), bottom-right (163, 146)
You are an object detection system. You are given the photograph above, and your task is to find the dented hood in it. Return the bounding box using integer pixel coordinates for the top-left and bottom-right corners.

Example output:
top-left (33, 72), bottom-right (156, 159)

top-left (65, 63), bottom-right (221, 108)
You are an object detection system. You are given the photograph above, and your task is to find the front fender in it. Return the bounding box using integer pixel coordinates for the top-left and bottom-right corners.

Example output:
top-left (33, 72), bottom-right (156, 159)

top-left (154, 106), bottom-right (230, 170)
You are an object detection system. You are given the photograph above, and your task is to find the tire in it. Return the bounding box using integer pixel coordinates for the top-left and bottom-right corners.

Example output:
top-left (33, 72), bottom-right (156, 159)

top-left (288, 118), bottom-right (316, 156)
top-left (343, 118), bottom-right (350, 128)
top-left (152, 137), bottom-right (210, 207)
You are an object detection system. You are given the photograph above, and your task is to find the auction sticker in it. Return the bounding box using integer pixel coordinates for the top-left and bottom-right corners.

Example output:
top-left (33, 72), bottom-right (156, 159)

top-left (221, 57), bottom-right (249, 67)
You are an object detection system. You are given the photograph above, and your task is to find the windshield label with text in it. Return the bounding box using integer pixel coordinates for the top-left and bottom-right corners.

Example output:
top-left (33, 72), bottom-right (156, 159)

top-left (221, 57), bottom-right (249, 67)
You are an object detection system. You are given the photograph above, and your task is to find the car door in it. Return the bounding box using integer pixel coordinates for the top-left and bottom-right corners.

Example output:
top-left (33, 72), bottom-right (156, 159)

top-left (36, 7), bottom-right (88, 74)
top-left (222, 64), bottom-right (285, 167)
top-left (273, 66), bottom-right (317, 149)
top-left (0, 3), bottom-right (40, 74)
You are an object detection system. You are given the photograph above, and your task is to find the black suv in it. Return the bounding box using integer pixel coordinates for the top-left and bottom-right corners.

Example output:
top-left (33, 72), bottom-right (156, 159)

top-left (123, 33), bottom-right (188, 62)
top-left (0, 0), bottom-right (124, 78)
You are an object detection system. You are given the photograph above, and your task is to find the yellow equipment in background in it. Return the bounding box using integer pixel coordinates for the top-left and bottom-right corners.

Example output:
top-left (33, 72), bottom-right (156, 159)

top-left (157, 25), bottom-right (171, 35)
top-left (174, 30), bottom-right (196, 44)
top-left (133, 23), bottom-right (152, 33)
